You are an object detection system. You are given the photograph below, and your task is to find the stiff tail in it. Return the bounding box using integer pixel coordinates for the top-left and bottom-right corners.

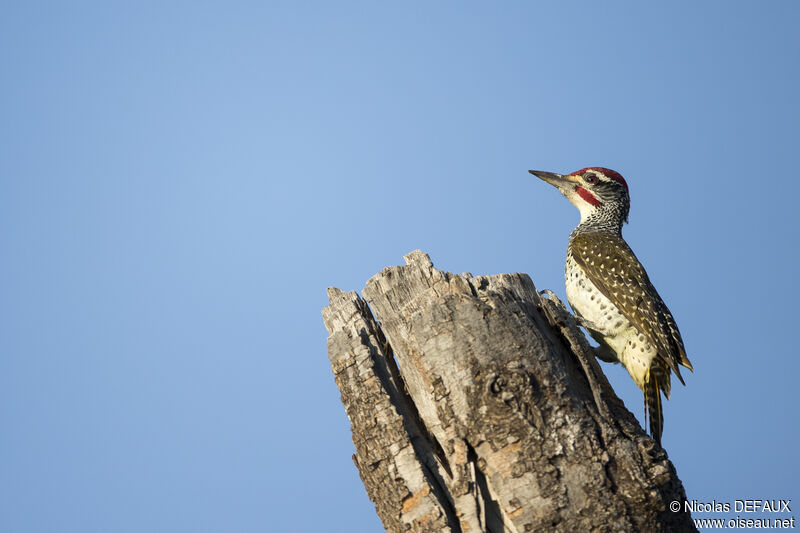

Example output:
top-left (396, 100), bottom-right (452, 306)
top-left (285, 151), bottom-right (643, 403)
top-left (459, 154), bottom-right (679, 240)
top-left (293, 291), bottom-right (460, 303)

top-left (644, 364), bottom-right (670, 445)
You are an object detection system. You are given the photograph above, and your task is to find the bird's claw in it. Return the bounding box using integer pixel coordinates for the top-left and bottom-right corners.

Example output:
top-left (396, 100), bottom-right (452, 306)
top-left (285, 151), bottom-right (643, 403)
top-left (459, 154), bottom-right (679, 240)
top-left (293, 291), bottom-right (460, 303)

top-left (575, 316), bottom-right (601, 331)
top-left (592, 344), bottom-right (620, 364)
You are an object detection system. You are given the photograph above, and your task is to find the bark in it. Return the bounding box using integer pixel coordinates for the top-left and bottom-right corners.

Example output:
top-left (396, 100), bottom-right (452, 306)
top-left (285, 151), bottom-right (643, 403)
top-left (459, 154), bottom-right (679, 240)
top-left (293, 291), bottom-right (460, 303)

top-left (322, 250), bottom-right (696, 533)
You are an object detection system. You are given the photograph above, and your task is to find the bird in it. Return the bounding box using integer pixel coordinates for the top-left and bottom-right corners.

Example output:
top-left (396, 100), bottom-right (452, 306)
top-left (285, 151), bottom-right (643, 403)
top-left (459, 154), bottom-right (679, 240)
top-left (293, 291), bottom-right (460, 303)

top-left (529, 167), bottom-right (693, 445)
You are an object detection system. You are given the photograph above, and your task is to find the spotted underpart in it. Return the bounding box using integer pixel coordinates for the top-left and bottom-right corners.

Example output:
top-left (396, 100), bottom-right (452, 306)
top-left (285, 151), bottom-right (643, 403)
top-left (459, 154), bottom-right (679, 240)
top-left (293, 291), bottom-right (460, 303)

top-left (568, 231), bottom-right (690, 384)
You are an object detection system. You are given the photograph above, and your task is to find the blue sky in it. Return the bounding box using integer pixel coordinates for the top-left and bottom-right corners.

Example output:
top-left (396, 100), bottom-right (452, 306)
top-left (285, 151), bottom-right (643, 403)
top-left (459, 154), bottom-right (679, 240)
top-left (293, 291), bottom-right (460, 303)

top-left (1, 2), bottom-right (797, 531)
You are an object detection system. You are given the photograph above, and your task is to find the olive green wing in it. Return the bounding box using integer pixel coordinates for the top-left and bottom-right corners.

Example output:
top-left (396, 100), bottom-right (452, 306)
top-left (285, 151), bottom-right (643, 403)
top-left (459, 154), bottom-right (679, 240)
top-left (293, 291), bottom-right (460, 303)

top-left (570, 232), bottom-right (692, 381)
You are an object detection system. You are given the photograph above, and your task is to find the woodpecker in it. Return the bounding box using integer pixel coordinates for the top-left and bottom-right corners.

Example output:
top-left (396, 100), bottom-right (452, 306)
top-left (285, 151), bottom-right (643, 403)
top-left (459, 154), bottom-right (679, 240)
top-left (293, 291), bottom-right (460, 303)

top-left (529, 167), bottom-right (693, 444)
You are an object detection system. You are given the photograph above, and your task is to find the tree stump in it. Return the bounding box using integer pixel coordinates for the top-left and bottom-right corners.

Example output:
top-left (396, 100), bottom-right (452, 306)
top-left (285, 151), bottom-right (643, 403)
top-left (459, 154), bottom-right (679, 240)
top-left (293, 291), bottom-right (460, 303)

top-left (322, 251), bottom-right (696, 532)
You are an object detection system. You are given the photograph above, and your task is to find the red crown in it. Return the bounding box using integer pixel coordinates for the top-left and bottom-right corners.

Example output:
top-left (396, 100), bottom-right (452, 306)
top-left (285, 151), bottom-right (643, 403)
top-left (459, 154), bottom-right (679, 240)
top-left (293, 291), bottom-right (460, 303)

top-left (569, 167), bottom-right (628, 192)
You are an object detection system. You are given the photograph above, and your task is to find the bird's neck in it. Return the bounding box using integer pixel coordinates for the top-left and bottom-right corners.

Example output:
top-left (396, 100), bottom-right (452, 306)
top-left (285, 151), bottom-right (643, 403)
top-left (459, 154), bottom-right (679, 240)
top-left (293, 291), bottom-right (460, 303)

top-left (571, 205), bottom-right (625, 237)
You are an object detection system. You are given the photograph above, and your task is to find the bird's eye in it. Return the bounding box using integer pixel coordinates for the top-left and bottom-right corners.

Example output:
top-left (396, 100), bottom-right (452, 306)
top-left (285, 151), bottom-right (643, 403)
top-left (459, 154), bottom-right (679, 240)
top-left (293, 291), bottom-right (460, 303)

top-left (584, 174), bottom-right (598, 184)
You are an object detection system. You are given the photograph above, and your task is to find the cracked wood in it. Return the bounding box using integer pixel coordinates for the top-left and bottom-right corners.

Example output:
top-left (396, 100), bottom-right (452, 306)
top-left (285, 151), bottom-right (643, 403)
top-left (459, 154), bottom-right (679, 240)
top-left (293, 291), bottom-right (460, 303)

top-left (322, 251), bottom-right (696, 533)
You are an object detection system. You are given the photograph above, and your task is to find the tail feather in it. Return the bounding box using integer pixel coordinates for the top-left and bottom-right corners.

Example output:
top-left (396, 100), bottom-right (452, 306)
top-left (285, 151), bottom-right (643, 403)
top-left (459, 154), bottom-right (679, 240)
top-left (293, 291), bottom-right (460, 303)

top-left (644, 364), bottom-right (670, 445)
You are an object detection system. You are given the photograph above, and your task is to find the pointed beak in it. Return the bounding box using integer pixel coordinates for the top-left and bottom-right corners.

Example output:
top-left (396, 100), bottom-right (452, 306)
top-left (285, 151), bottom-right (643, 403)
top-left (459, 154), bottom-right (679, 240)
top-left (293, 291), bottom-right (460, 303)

top-left (528, 170), bottom-right (574, 191)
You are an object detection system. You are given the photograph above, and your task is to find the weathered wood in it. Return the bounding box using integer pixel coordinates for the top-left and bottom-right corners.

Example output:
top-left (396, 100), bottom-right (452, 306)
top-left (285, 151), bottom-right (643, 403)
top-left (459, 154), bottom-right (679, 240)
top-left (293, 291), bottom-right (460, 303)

top-left (322, 251), bottom-right (696, 532)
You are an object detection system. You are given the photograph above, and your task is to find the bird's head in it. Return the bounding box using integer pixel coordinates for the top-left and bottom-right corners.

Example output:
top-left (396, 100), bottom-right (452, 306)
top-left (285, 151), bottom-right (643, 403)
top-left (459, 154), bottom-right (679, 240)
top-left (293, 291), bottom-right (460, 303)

top-left (529, 167), bottom-right (630, 225)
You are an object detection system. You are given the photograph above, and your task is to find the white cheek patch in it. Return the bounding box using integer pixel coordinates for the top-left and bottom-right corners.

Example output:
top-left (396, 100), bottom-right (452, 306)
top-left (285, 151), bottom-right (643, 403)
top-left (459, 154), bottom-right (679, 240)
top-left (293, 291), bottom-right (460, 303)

top-left (564, 187), bottom-right (600, 222)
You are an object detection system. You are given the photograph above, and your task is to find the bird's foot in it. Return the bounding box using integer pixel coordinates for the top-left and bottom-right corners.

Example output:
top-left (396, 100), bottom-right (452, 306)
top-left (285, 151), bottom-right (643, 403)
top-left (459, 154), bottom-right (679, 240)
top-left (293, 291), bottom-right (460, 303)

top-left (592, 344), bottom-right (620, 364)
top-left (575, 316), bottom-right (601, 332)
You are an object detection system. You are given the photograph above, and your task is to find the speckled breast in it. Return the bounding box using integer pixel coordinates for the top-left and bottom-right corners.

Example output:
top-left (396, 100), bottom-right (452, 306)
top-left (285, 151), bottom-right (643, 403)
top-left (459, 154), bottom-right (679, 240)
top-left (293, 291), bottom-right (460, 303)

top-left (564, 252), bottom-right (630, 341)
top-left (564, 250), bottom-right (657, 388)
